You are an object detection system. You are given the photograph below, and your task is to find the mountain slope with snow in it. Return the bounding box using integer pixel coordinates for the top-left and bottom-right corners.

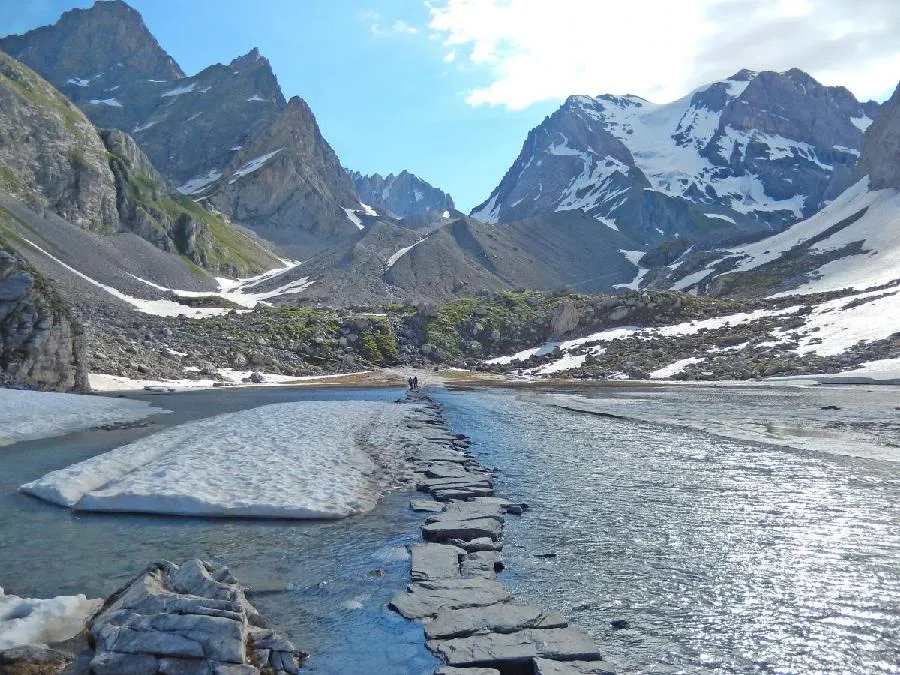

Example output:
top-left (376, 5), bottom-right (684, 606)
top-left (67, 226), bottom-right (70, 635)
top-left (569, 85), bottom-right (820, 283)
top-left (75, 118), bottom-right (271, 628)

top-left (473, 69), bottom-right (871, 247)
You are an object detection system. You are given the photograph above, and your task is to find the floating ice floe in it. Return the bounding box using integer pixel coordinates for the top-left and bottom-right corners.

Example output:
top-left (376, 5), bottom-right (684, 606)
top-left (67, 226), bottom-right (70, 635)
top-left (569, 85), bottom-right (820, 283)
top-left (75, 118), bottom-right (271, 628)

top-left (21, 401), bottom-right (418, 519)
top-left (0, 389), bottom-right (164, 447)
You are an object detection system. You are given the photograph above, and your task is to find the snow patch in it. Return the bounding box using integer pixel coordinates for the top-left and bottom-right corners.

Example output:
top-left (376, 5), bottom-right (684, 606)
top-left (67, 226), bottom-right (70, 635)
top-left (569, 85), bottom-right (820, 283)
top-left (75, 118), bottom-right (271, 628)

top-left (177, 169), bottom-right (222, 195)
top-left (161, 82), bottom-right (197, 97)
top-left (88, 98), bottom-right (121, 107)
top-left (851, 115), bottom-right (873, 132)
top-left (650, 356), bottom-right (704, 379)
top-left (343, 208), bottom-right (364, 230)
top-left (229, 149), bottom-right (284, 183)
top-left (247, 94), bottom-right (266, 102)
top-left (0, 588), bottom-right (102, 650)
top-left (385, 238), bottom-right (427, 269)
top-left (0, 389), bottom-right (163, 447)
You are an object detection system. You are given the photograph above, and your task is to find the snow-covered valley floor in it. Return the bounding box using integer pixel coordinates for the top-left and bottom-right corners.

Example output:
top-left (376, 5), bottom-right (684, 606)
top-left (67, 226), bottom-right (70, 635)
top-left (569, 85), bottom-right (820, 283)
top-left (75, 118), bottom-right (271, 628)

top-left (20, 399), bottom-right (427, 519)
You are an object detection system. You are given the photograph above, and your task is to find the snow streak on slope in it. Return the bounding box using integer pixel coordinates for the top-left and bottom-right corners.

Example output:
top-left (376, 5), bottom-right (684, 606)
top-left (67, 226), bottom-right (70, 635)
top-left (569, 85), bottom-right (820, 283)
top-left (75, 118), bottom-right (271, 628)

top-left (21, 401), bottom-right (425, 519)
top-left (672, 179), bottom-right (900, 295)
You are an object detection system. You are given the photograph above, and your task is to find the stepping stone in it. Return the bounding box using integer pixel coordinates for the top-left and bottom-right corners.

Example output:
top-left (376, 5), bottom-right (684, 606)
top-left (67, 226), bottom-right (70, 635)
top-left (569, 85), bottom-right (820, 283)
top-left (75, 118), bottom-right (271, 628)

top-left (440, 501), bottom-right (505, 522)
top-left (425, 603), bottom-right (568, 640)
top-left (461, 550), bottom-right (503, 578)
top-left (423, 518), bottom-right (502, 543)
top-left (411, 543), bottom-right (463, 582)
top-left (448, 537), bottom-right (502, 553)
top-left (427, 627), bottom-right (604, 667)
top-left (533, 657), bottom-right (618, 674)
top-left (389, 579), bottom-right (512, 620)
top-left (435, 668), bottom-right (500, 675)
top-left (410, 500), bottom-right (445, 513)
top-left (432, 487), bottom-right (495, 501)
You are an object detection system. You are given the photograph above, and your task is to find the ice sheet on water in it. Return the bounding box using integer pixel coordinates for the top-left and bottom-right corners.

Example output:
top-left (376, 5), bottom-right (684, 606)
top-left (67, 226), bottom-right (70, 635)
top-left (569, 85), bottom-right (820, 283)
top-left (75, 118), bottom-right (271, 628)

top-left (21, 401), bottom-right (419, 519)
top-left (0, 389), bottom-right (164, 447)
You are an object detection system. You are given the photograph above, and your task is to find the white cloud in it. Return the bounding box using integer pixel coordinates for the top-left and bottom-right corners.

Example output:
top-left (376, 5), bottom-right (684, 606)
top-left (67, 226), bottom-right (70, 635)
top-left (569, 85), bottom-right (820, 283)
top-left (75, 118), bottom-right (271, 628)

top-left (443, 51), bottom-right (456, 63)
top-left (368, 16), bottom-right (421, 37)
top-left (428, 0), bottom-right (900, 109)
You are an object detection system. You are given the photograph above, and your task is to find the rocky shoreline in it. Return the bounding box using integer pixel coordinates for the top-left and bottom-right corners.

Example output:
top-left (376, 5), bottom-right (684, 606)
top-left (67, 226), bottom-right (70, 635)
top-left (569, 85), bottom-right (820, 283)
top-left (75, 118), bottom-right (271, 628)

top-left (391, 390), bottom-right (616, 674)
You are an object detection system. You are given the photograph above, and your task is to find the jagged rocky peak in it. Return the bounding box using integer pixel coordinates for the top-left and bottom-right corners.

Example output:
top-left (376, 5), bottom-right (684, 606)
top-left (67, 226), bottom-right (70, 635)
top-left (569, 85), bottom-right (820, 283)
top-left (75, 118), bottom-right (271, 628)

top-left (856, 82), bottom-right (900, 190)
top-left (0, 0), bottom-right (183, 131)
top-left (473, 67), bottom-right (876, 243)
top-left (131, 47), bottom-right (287, 185)
top-left (203, 95), bottom-right (362, 249)
top-left (349, 169), bottom-right (456, 218)
top-left (0, 0), bottom-right (182, 84)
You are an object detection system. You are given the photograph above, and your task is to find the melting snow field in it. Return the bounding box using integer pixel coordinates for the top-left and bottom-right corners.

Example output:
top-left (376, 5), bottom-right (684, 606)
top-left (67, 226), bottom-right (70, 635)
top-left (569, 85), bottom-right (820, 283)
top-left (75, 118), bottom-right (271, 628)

top-left (21, 401), bottom-right (422, 519)
top-left (0, 587), bottom-right (102, 650)
top-left (0, 389), bottom-right (163, 447)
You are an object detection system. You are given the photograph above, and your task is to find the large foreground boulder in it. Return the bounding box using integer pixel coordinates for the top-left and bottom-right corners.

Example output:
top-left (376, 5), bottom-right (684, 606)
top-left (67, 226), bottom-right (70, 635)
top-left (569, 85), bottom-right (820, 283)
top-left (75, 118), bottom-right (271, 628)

top-left (87, 559), bottom-right (304, 675)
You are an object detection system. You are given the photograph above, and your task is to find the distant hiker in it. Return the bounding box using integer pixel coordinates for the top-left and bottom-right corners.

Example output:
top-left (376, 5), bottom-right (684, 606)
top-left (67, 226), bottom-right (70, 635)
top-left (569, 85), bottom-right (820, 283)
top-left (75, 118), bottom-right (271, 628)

top-left (408, 377), bottom-right (414, 390)
top-left (413, 376), bottom-right (419, 390)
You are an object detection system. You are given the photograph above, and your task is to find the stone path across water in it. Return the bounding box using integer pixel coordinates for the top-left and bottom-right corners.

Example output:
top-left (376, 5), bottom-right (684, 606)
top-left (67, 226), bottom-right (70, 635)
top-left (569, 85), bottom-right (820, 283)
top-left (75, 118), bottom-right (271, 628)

top-left (391, 390), bottom-right (617, 675)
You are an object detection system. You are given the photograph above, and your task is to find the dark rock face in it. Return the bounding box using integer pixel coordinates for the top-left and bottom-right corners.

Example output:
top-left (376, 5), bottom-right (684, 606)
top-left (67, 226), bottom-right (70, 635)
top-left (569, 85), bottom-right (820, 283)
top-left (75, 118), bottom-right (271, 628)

top-left (3, 3), bottom-right (364, 254)
top-left (205, 96), bottom-right (361, 249)
top-left (130, 48), bottom-right (286, 185)
top-left (349, 169), bottom-right (456, 218)
top-left (0, 247), bottom-right (88, 391)
top-left (473, 69), bottom-right (873, 245)
top-left (0, 0), bottom-right (183, 133)
top-left (856, 82), bottom-right (900, 190)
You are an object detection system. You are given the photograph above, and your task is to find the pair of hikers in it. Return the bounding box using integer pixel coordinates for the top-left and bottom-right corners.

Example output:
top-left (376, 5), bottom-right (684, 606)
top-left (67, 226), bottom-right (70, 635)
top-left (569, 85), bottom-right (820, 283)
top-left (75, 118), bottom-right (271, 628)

top-left (407, 376), bottom-right (419, 390)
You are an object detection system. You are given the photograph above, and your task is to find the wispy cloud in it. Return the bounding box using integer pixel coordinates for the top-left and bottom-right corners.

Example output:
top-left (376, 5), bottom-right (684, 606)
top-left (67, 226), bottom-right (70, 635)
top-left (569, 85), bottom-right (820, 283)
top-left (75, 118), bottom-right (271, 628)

top-left (428, 0), bottom-right (900, 108)
top-left (361, 10), bottom-right (421, 37)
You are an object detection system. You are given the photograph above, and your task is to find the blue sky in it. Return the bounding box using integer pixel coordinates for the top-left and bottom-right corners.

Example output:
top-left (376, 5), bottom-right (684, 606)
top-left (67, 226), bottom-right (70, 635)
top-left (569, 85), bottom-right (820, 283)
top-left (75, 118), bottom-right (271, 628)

top-left (3, 1), bottom-right (899, 212)
top-left (0, 0), bottom-right (559, 212)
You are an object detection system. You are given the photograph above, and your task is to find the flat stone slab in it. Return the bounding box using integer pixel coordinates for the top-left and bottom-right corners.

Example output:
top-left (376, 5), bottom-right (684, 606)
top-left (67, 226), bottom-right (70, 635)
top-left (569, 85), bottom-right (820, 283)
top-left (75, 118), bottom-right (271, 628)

top-left (389, 579), bottom-right (513, 620)
top-left (461, 550), bottom-right (504, 579)
top-left (439, 501), bottom-right (505, 522)
top-left (435, 668), bottom-right (501, 675)
top-left (423, 517), bottom-right (503, 543)
top-left (411, 543), bottom-right (463, 581)
top-left (448, 537), bottom-right (503, 553)
top-left (433, 487), bottom-right (496, 501)
top-left (425, 603), bottom-right (569, 640)
top-left (410, 499), bottom-right (446, 513)
top-left (428, 627), bottom-right (603, 667)
top-left (418, 475), bottom-right (493, 491)
top-left (533, 657), bottom-right (618, 674)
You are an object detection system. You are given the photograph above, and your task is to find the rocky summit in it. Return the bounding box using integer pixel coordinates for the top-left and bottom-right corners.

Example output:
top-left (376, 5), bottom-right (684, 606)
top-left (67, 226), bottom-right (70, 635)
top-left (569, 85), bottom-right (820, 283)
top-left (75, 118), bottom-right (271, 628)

top-left (472, 69), bottom-right (875, 246)
top-left (349, 169), bottom-right (457, 220)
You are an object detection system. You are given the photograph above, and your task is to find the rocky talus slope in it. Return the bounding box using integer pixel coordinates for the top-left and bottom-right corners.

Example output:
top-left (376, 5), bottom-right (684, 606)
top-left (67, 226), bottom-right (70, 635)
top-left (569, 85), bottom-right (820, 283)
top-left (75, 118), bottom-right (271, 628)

top-left (0, 243), bottom-right (88, 391)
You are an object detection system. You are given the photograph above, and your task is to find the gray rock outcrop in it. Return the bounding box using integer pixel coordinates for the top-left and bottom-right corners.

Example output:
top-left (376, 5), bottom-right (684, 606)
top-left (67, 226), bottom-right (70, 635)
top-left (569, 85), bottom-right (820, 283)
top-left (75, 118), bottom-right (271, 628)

top-left (0, 246), bottom-right (88, 391)
top-left (856, 82), bottom-right (900, 190)
top-left (348, 169), bottom-right (456, 219)
top-left (87, 559), bottom-right (303, 675)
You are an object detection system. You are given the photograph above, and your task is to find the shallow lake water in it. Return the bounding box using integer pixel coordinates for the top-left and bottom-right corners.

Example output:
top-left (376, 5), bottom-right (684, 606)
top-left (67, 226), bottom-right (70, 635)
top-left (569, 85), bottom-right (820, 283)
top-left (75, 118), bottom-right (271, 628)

top-left (2, 382), bottom-right (899, 674)
top-left (0, 386), bottom-right (439, 674)
top-left (435, 383), bottom-right (900, 674)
